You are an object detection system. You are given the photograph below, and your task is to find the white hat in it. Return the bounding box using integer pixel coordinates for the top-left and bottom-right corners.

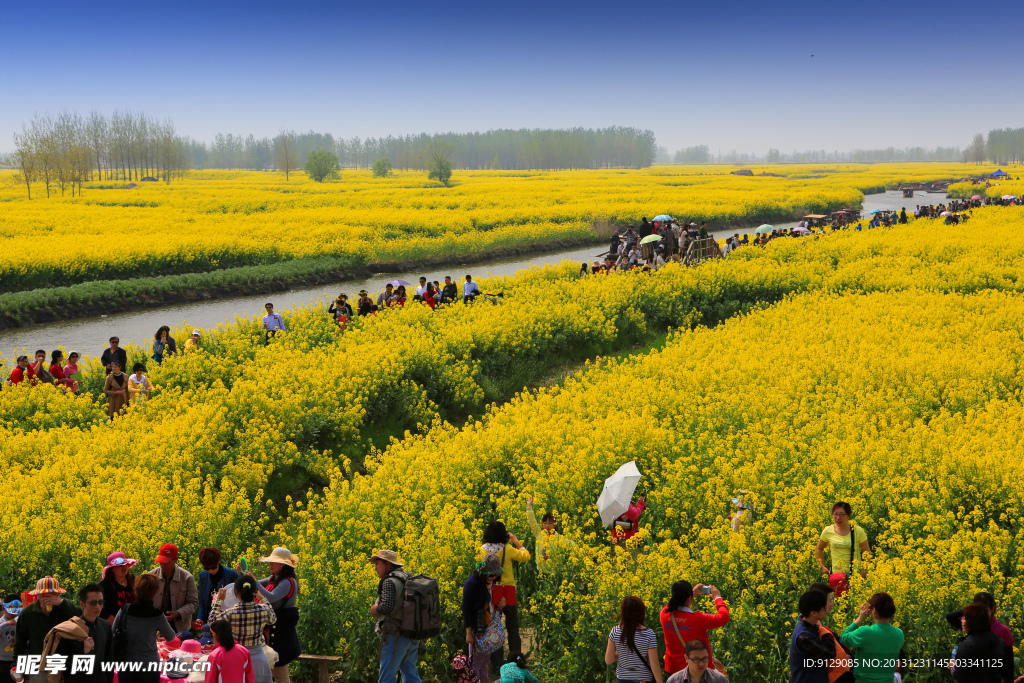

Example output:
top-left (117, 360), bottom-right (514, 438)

top-left (191, 329), bottom-right (201, 336)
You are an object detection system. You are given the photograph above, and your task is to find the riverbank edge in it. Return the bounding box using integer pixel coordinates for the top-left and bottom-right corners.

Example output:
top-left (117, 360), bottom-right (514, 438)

top-left (0, 235), bottom-right (605, 330)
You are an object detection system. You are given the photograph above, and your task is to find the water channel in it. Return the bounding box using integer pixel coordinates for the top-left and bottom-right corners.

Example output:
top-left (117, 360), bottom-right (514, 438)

top-left (0, 190), bottom-right (943, 362)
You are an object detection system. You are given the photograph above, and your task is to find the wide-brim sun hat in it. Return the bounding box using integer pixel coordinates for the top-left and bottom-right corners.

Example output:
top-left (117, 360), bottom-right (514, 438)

top-left (259, 547), bottom-right (299, 567)
top-left (30, 576), bottom-right (66, 596)
top-left (103, 551), bottom-right (140, 579)
top-left (368, 549), bottom-right (403, 567)
top-left (3, 600), bottom-right (22, 615)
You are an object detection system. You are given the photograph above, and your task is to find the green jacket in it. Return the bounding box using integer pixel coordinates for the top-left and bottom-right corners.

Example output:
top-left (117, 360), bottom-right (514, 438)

top-left (14, 599), bottom-right (82, 658)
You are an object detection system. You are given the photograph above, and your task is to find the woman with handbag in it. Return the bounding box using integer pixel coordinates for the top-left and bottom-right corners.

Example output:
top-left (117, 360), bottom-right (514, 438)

top-left (815, 501), bottom-right (870, 596)
top-left (462, 554), bottom-right (505, 683)
top-left (478, 520), bottom-right (530, 670)
top-left (605, 596), bottom-right (663, 683)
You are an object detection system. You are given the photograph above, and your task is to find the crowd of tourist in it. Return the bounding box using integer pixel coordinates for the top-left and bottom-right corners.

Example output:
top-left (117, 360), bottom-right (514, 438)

top-left (4, 546), bottom-right (299, 683)
top-left (4, 500), bottom-right (1019, 683)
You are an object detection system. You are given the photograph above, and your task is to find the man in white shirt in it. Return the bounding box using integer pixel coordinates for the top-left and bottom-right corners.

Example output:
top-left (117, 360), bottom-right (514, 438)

top-left (462, 275), bottom-right (480, 303)
top-left (262, 303), bottom-right (286, 344)
top-left (414, 277), bottom-right (428, 301)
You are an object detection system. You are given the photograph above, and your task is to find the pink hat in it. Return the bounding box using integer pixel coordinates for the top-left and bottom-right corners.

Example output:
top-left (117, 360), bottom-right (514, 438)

top-left (103, 552), bottom-right (140, 579)
top-left (170, 640), bottom-right (203, 660)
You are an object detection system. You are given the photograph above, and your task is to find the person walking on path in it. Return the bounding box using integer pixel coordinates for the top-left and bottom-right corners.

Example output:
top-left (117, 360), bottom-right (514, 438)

top-left (605, 596), bottom-right (664, 683)
top-left (250, 547), bottom-right (301, 683)
top-left (369, 549), bottom-right (422, 683)
top-left (815, 501), bottom-right (869, 595)
top-left (660, 581), bottom-right (729, 675)
top-left (103, 361), bottom-right (129, 419)
top-left (147, 543), bottom-right (199, 633)
top-left (478, 521), bottom-right (530, 669)
top-left (205, 621), bottom-right (253, 683)
top-left (839, 593), bottom-right (904, 683)
top-left (14, 577), bottom-right (82, 683)
top-left (101, 338), bottom-right (127, 375)
top-left (262, 304), bottom-right (286, 344)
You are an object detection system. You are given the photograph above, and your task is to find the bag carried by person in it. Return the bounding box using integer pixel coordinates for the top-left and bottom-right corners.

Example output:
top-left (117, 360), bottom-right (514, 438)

top-left (625, 631), bottom-right (655, 681)
top-left (828, 523), bottom-right (859, 598)
top-left (392, 572), bottom-right (442, 640)
top-left (109, 603), bottom-right (131, 661)
top-left (474, 604), bottom-right (505, 654)
top-left (451, 653), bottom-right (482, 683)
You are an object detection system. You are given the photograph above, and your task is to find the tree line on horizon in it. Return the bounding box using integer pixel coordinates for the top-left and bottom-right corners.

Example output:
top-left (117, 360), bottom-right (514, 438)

top-left (187, 126), bottom-right (657, 171)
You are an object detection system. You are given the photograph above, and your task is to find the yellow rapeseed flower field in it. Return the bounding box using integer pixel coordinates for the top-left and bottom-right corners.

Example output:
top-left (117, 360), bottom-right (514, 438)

top-left (0, 162), bottom-right (994, 292)
top-left (2, 187), bottom-right (1021, 681)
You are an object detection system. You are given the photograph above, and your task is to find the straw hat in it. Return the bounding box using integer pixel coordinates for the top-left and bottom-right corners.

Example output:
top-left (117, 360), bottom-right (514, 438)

top-left (30, 576), bottom-right (66, 596)
top-left (258, 547), bottom-right (298, 567)
top-left (368, 549), bottom-right (403, 567)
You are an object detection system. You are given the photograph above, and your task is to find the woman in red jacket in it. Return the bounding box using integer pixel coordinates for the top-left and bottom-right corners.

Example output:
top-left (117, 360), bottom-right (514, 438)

top-left (660, 580), bottom-right (730, 675)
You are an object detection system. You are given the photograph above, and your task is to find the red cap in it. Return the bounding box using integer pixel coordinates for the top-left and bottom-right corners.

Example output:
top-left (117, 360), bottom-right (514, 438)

top-left (155, 543), bottom-right (178, 563)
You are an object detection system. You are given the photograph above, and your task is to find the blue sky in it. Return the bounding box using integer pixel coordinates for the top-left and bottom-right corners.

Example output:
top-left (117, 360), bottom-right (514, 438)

top-left (2, 0), bottom-right (1020, 153)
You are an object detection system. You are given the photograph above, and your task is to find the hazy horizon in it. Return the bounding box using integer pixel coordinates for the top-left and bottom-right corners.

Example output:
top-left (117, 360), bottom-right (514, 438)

top-left (2, 0), bottom-right (1021, 155)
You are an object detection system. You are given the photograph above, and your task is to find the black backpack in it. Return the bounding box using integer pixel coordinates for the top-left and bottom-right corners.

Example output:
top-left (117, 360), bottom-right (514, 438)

top-left (109, 604), bottom-right (130, 661)
top-left (390, 572), bottom-right (442, 640)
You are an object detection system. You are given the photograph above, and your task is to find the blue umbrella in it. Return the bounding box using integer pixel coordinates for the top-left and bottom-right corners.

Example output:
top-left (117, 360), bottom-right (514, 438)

top-left (869, 209), bottom-right (884, 214)
top-left (653, 214), bottom-right (673, 222)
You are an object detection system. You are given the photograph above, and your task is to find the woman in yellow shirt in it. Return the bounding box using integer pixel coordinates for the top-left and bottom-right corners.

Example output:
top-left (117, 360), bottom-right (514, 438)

top-left (477, 520), bottom-right (530, 669)
top-left (815, 501), bottom-right (870, 593)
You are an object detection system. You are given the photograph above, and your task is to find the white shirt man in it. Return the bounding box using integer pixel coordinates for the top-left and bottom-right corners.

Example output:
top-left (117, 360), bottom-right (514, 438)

top-left (462, 276), bottom-right (480, 302)
top-left (262, 304), bottom-right (286, 333)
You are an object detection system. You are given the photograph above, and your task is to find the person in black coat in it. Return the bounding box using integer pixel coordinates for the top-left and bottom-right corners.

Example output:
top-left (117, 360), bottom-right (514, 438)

top-left (57, 584), bottom-right (114, 683)
top-left (952, 602), bottom-right (1006, 683)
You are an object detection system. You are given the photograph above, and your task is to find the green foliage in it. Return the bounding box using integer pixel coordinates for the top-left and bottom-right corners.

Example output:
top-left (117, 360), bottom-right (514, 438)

top-left (426, 142), bottom-right (454, 187)
top-left (372, 158), bottom-right (393, 178)
top-left (0, 254), bottom-right (364, 324)
top-left (304, 149), bottom-right (340, 183)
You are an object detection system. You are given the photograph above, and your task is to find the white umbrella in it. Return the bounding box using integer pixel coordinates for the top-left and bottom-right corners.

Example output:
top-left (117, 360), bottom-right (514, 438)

top-left (940, 211), bottom-right (952, 217)
top-left (597, 461), bottom-right (643, 527)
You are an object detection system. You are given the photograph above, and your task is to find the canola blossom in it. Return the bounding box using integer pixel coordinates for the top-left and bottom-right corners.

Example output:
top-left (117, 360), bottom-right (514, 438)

top-left (0, 162), bottom-right (994, 293)
top-left (2, 201), bottom-right (1022, 681)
